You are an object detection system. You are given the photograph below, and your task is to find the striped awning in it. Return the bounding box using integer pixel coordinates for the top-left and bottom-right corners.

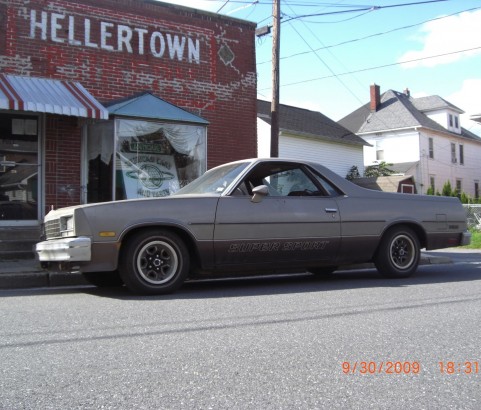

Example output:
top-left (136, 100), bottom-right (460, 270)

top-left (0, 74), bottom-right (108, 120)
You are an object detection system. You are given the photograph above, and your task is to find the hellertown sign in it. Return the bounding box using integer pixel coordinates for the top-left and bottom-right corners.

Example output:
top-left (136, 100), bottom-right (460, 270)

top-left (28, 9), bottom-right (201, 63)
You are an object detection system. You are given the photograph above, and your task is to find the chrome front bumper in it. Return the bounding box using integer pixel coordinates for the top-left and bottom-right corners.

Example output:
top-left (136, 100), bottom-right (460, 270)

top-left (36, 237), bottom-right (91, 262)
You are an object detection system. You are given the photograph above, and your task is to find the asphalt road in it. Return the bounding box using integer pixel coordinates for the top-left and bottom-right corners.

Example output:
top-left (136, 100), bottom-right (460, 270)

top-left (1, 250), bottom-right (480, 409)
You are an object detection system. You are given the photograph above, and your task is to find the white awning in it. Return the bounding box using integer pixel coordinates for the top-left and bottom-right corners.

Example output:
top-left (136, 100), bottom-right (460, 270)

top-left (0, 74), bottom-right (108, 120)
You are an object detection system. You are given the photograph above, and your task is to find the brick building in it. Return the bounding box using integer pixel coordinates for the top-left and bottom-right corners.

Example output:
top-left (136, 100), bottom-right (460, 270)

top-left (0, 0), bottom-right (257, 253)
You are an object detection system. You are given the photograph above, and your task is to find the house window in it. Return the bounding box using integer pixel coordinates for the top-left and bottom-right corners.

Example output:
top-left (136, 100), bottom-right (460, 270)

top-left (375, 140), bottom-right (384, 161)
top-left (454, 116), bottom-right (459, 129)
top-left (455, 179), bottom-right (462, 196)
top-left (459, 144), bottom-right (464, 165)
top-left (451, 142), bottom-right (457, 163)
top-left (430, 175), bottom-right (435, 192)
top-left (449, 114), bottom-right (453, 127)
top-left (475, 181), bottom-right (479, 199)
top-left (428, 137), bottom-right (434, 159)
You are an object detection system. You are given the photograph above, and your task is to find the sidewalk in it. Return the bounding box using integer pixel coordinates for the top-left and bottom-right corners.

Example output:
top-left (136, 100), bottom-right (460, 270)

top-left (0, 252), bottom-right (453, 290)
top-left (0, 259), bottom-right (88, 289)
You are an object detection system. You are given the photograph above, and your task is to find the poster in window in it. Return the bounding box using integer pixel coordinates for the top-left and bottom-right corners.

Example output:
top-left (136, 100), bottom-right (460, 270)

top-left (119, 152), bottom-right (180, 198)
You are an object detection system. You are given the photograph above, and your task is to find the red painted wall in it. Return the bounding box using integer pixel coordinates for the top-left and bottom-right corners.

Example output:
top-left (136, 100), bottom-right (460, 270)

top-left (1, 0), bottom-right (257, 208)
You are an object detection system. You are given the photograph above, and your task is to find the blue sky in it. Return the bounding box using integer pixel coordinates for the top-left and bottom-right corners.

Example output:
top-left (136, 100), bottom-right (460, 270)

top-left (163, 0), bottom-right (481, 136)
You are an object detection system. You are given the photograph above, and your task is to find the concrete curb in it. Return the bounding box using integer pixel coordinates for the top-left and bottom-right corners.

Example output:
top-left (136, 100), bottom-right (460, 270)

top-left (0, 253), bottom-right (452, 290)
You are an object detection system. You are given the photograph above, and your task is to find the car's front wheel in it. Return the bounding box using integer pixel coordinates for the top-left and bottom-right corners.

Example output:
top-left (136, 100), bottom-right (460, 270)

top-left (119, 229), bottom-right (190, 295)
top-left (375, 226), bottom-right (420, 278)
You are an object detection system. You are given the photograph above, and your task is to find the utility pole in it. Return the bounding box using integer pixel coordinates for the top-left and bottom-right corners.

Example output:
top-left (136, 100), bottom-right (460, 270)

top-left (270, 0), bottom-right (280, 157)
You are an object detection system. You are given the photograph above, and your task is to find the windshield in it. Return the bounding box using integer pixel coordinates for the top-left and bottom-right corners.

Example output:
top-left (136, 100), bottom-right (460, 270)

top-left (174, 162), bottom-right (249, 195)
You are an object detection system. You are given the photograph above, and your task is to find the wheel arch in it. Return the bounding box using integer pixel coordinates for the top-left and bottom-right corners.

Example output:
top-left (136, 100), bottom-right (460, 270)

top-left (118, 224), bottom-right (203, 274)
top-left (374, 222), bottom-right (423, 278)
top-left (377, 221), bottom-right (427, 254)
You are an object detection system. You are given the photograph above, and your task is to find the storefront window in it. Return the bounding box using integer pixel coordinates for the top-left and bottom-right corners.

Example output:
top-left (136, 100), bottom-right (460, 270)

top-left (86, 119), bottom-right (206, 202)
top-left (87, 121), bottom-right (115, 203)
top-left (0, 114), bottom-right (39, 221)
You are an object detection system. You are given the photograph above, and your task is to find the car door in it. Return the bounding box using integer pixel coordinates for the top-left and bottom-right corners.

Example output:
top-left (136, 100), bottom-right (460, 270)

top-left (213, 163), bottom-right (341, 268)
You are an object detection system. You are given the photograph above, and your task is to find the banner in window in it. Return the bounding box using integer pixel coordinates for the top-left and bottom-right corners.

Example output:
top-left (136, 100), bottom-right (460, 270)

top-left (119, 152), bottom-right (179, 198)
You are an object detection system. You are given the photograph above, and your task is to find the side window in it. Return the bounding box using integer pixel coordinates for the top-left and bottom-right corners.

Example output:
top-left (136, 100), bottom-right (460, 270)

top-left (234, 163), bottom-right (342, 197)
top-left (267, 168), bottom-right (318, 196)
top-left (311, 172), bottom-right (342, 196)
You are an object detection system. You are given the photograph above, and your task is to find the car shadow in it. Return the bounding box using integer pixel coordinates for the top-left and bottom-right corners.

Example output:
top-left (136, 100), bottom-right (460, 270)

top-left (2, 251), bottom-right (480, 300)
top-left (5, 262), bottom-right (480, 300)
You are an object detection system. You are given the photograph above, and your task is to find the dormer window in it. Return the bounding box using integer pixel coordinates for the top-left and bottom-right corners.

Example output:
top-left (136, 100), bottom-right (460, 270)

top-left (454, 116), bottom-right (459, 129)
top-left (449, 114), bottom-right (453, 127)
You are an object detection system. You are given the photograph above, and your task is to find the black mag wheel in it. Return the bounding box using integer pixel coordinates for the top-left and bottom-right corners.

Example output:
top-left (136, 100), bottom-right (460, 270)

top-left (375, 226), bottom-right (420, 278)
top-left (119, 229), bottom-right (189, 295)
top-left (82, 271), bottom-right (123, 287)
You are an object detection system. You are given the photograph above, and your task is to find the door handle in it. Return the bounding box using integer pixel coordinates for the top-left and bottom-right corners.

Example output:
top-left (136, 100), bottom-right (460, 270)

top-left (325, 208), bottom-right (338, 213)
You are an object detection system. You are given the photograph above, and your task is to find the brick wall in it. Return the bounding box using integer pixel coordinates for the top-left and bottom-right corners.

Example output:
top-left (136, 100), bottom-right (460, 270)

top-left (1, 0), bottom-right (257, 208)
top-left (44, 115), bottom-right (82, 210)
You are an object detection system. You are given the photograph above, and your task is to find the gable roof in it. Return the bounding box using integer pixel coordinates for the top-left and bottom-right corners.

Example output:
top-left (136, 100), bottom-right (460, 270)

top-left (339, 90), bottom-right (448, 134)
top-left (257, 99), bottom-right (367, 147)
top-left (412, 95), bottom-right (464, 114)
top-left (339, 89), bottom-right (481, 144)
top-left (106, 92), bottom-right (209, 125)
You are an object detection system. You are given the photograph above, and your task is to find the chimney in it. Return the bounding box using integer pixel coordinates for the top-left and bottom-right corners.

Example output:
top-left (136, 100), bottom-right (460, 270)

top-left (404, 87), bottom-right (410, 97)
top-left (370, 84), bottom-right (380, 112)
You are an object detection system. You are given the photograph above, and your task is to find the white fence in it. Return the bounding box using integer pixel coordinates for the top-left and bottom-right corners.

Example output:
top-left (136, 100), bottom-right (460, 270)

top-left (464, 204), bottom-right (481, 230)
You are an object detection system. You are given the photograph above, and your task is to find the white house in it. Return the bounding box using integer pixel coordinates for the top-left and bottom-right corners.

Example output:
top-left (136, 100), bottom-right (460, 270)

top-left (339, 85), bottom-right (481, 198)
top-left (257, 100), bottom-right (367, 178)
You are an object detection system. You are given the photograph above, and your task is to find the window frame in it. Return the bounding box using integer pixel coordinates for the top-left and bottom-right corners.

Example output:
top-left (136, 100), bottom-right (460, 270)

top-left (451, 142), bottom-right (457, 164)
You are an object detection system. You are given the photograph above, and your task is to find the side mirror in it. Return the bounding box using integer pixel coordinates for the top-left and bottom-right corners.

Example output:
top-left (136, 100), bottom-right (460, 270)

top-left (251, 185), bottom-right (269, 203)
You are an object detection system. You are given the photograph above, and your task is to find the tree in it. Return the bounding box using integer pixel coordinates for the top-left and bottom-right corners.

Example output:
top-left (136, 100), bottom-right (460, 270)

top-left (346, 165), bottom-right (361, 181)
top-left (441, 181), bottom-right (453, 197)
top-left (364, 161), bottom-right (395, 177)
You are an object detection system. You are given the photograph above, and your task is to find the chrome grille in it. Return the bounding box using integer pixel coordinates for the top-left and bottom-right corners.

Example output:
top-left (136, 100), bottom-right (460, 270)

top-left (44, 219), bottom-right (61, 239)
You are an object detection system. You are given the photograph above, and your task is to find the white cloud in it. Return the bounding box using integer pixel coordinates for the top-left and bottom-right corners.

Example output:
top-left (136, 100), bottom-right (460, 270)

top-left (399, 9), bottom-right (481, 68)
top-left (448, 78), bottom-right (481, 137)
top-left (449, 78), bottom-right (481, 114)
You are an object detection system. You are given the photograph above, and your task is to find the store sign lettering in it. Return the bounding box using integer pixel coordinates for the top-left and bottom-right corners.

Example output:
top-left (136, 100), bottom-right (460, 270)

top-left (28, 10), bottom-right (201, 63)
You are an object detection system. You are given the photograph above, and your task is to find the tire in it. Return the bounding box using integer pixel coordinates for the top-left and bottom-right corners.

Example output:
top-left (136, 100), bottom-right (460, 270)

top-left (119, 229), bottom-right (190, 295)
top-left (82, 271), bottom-right (123, 287)
top-left (375, 226), bottom-right (420, 278)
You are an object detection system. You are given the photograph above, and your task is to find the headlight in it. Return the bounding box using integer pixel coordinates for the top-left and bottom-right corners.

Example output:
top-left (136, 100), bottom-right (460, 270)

top-left (60, 215), bottom-right (75, 237)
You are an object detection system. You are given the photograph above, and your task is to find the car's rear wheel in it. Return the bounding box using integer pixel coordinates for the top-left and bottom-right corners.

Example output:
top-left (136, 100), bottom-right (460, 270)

top-left (375, 226), bottom-right (420, 278)
top-left (82, 271), bottom-right (123, 287)
top-left (119, 229), bottom-right (189, 295)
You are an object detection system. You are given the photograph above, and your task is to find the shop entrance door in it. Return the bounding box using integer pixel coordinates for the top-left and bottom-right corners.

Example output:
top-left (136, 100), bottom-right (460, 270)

top-left (0, 114), bottom-right (39, 224)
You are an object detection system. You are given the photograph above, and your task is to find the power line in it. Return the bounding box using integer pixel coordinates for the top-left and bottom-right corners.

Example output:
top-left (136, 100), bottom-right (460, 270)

top-left (217, 0), bottom-right (231, 13)
top-left (257, 6), bottom-right (481, 66)
top-left (281, 0), bottom-right (450, 23)
top-left (283, 0), bottom-right (366, 107)
top-left (258, 46), bottom-right (481, 91)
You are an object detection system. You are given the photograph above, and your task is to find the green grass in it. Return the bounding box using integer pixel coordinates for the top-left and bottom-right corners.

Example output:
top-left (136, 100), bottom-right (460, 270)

top-left (463, 230), bottom-right (481, 249)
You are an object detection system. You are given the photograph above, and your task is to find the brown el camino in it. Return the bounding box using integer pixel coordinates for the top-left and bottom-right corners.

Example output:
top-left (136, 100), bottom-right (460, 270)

top-left (36, 158), bottom-right (471, 295)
